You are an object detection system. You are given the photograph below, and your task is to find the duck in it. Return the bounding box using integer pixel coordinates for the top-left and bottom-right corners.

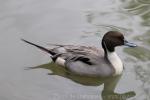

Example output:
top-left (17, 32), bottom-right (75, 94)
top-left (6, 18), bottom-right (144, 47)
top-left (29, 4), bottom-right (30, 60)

top-left (22, 31), bottom-right (137, 77)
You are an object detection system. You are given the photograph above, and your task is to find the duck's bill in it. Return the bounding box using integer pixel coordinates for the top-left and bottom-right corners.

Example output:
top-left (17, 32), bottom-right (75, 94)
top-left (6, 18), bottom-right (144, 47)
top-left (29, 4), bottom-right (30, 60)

top-left (124, 40), bottom-right (137, 47)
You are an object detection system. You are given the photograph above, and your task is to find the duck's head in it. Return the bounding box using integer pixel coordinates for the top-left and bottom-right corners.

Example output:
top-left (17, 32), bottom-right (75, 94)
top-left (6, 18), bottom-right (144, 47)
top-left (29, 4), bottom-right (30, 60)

top-left (102, 31), bottom-right (137, 53)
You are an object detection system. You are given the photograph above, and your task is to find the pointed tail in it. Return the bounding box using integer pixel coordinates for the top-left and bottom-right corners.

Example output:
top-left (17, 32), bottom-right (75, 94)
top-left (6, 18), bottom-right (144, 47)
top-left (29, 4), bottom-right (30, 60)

top-left (21, 39), bottom-right (56, 55)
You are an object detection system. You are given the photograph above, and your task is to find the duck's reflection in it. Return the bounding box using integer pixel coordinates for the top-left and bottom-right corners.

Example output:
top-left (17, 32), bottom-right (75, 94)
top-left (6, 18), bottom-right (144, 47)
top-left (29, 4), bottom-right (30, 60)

top-left (27, 62), bottom-right (136, 100)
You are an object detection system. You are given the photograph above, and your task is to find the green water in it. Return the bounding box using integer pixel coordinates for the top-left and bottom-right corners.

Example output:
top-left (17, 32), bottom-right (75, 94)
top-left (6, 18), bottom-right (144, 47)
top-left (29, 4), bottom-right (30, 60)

top-left (0, 0), bottom-right (150, 100)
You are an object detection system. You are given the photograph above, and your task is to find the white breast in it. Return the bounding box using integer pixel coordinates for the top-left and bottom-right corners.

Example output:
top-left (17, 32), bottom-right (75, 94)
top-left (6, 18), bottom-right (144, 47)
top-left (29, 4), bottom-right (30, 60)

top-left (107, 52), bottom-right (123, 75)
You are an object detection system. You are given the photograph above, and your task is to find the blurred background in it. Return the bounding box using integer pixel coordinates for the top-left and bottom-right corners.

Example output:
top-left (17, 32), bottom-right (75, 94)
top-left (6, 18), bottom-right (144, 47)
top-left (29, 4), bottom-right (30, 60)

top-left (0, 0), bottom-right (150, 100)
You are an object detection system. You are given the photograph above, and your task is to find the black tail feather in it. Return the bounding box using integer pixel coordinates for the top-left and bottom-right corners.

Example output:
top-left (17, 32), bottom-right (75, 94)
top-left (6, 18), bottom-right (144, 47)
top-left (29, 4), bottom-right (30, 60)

top-left (21, 39), bottom-right (56, 55)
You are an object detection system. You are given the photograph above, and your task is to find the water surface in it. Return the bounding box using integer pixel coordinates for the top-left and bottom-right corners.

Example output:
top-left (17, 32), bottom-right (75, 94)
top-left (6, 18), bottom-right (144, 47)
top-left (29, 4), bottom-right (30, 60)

top-left (0, 0), bottom-right (150, 100)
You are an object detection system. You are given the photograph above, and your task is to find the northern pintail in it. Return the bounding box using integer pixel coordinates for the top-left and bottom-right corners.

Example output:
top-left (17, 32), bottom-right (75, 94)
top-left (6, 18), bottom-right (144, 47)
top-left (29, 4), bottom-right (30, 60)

top-left (22, 31), bottom-right (137, 77)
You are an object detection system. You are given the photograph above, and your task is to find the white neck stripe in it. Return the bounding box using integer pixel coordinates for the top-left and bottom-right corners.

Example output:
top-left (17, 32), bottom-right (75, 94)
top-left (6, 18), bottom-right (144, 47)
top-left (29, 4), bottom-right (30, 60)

top-left (107, 51), bottom-right (123, 75)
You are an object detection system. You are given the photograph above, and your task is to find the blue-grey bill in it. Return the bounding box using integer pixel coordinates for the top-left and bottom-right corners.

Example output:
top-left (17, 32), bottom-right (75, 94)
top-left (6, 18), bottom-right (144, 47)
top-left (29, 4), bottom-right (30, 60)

top-left (124, 40), bottom-right (137, 47)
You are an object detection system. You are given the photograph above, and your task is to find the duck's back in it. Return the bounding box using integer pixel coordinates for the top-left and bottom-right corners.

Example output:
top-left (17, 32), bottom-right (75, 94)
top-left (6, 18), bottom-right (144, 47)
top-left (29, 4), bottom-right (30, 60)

top-left (50, 44), bottom-right (103, 57)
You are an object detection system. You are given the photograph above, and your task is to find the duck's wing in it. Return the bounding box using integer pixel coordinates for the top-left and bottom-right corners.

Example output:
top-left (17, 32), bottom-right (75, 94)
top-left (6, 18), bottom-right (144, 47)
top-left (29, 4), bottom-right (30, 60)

top-left (21, 39), bottom-right (104, 65)
top-left (49, 44), bottom-right (104, 65)
top-left (50, 44), bottom-right (103, 56)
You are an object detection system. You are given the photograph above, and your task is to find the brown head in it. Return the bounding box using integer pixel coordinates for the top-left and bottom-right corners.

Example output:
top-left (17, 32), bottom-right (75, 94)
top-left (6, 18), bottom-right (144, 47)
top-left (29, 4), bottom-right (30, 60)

top-left (102, 31), bottom-right (137, 54)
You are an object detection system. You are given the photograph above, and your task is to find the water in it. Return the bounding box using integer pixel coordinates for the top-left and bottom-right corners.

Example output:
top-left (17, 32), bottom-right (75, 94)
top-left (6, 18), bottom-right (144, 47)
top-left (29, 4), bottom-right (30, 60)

top-left (0, 0), bottom-right (150, 100)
